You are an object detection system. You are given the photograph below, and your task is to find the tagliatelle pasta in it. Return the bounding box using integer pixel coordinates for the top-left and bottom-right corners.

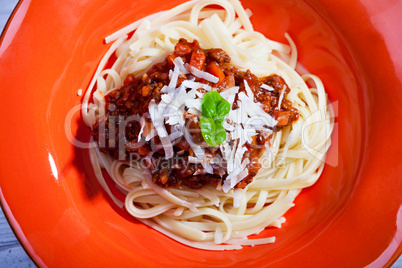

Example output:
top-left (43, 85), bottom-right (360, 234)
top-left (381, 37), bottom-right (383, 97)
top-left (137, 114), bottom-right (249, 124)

top-left (82, 0), bottom-right (334, 250)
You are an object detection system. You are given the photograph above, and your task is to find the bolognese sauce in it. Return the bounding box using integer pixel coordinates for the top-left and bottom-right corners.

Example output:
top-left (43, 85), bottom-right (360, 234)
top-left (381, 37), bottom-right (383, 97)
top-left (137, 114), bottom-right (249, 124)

top-left (92, 38), bottom-right (299, 189)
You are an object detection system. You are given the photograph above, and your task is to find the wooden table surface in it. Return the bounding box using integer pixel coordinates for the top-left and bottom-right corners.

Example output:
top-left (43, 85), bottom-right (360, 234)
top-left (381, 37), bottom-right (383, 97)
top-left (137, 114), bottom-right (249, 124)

top-left (0, 0), bottom-right (401, 267)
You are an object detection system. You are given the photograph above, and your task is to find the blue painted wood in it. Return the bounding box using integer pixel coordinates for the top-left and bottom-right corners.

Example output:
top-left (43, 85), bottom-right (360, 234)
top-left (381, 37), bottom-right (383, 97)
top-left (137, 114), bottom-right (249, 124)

top-left (0, 1), bottom-right (401, 267)
top-left (0, 209), bottom-right (34, 267)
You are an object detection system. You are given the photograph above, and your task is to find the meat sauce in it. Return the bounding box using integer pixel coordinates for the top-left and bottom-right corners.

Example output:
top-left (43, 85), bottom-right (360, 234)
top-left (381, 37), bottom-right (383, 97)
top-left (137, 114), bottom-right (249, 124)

top-left (92, 38), bottom-right (299, 189)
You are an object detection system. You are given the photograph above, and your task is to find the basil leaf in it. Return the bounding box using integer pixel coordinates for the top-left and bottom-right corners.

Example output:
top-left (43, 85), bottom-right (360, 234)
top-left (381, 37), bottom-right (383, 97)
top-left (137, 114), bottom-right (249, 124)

top-left (200, 91), bottom-right (231, 147)
top-left (201, 99), bottom-right (216, 118)
top-left (200, 117), bottom-right (216, 134)
top-left (200, 117), bottom-right (217, 147)
top-left (216, 100), bottom-right (230, 117)
top-left (207, 91), bottom-right (222, 103)
top-left (214, 124), bottom-right (226, 145)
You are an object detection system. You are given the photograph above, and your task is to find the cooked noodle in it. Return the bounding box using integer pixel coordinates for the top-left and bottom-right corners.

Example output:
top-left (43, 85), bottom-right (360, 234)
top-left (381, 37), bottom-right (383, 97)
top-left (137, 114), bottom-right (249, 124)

top-left (82, 0), bottom-right (333, 250)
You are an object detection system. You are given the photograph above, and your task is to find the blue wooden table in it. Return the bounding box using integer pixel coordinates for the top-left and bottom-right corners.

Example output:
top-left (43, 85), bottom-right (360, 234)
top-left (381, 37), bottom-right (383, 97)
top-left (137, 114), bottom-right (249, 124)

top-left (0, 210), bottom-right (34, 267)
top-left (0, 1), bottom-right (401, 267)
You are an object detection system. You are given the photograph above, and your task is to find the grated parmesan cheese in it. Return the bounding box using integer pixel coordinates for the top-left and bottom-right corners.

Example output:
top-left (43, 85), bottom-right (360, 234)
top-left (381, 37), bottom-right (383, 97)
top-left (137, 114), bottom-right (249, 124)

top-left (147, 48), bottom-right (280, 191)
top-left (261, 83), bottom-right (274, 91)
top-left (188, 65), bottom-right (219, 83)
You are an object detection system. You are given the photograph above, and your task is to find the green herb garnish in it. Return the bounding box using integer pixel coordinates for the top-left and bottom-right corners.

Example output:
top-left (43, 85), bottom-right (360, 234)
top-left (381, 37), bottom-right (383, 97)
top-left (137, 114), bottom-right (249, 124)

top-left (200, 91), bottom-right (230, 147)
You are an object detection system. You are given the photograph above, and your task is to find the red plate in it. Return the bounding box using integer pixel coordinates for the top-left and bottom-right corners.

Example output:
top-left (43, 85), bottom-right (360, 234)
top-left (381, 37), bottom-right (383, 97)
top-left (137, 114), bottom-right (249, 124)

top-left (1, 0), bottom-right (401, 266)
